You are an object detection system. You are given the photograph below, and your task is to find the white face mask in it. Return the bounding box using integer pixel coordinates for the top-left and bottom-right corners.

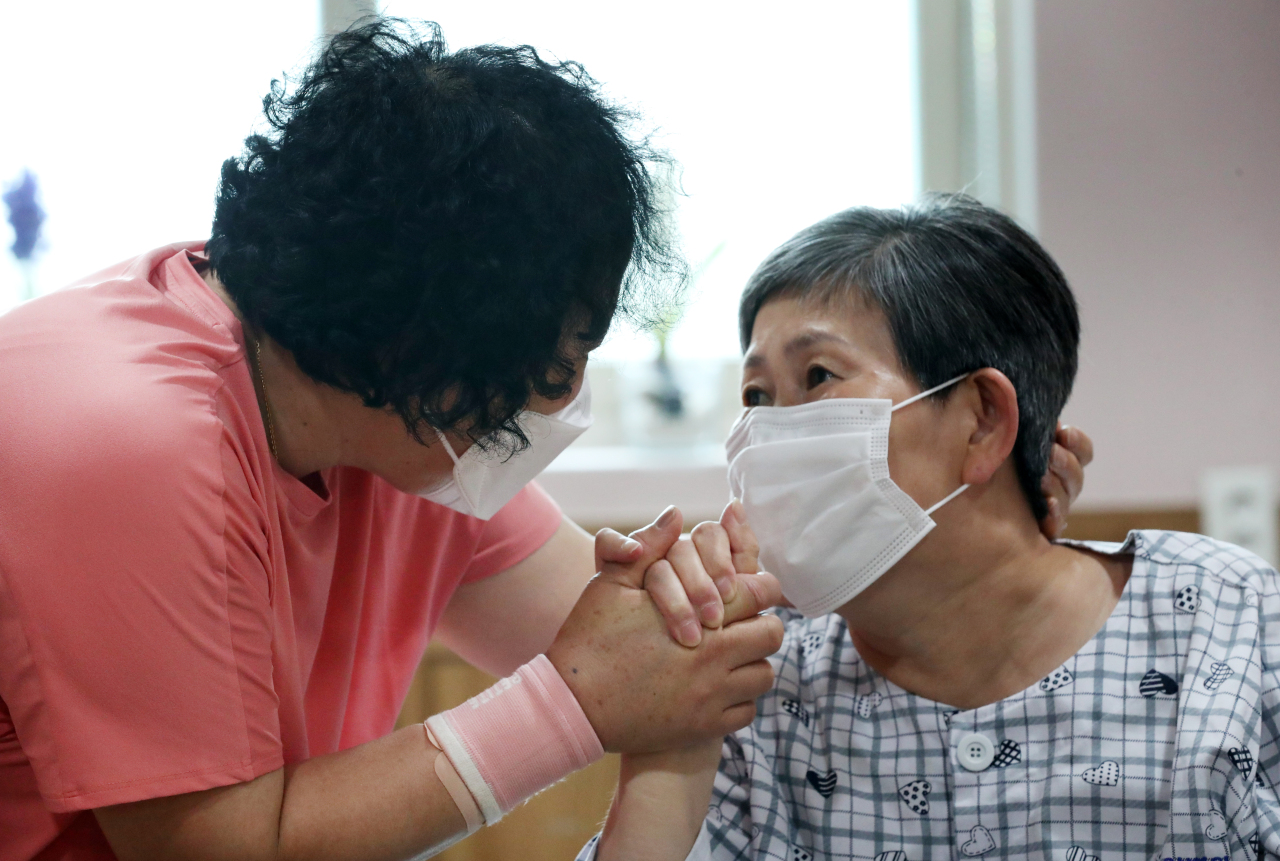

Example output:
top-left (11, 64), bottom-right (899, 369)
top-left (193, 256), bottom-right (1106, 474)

top-left (419, 379), bottom-right (593, 520)
top-left (725, 374), bottom-right (969, 617)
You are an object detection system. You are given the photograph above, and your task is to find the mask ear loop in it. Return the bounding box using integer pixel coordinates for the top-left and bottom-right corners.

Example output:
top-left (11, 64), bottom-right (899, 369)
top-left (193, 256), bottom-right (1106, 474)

top-left (436, 429), bottom-right (464, 467)
top-left (924, 482), bottom-right (970, 516)
top-left (890, 373), bottom-right (971, 413)
top-left (434, 428), bottom-right (486, 517)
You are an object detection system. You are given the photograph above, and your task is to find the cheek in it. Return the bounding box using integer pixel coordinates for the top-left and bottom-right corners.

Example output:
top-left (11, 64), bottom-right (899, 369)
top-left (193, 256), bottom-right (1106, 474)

top-left (886, 411), bottom-right (953, 503)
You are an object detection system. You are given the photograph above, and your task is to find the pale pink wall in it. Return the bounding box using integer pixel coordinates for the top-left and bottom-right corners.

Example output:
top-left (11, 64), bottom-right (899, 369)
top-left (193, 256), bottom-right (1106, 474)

top-left (1036, 0), bottom-right (1280, 508)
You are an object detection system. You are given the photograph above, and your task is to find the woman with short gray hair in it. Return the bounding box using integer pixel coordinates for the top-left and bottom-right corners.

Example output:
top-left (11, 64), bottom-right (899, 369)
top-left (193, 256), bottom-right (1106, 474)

top-left (582, 195), bottom-right (1276, 861)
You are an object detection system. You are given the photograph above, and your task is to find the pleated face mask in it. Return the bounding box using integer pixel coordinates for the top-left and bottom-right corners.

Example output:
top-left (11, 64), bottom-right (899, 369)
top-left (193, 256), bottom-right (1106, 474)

top-left (724, 374), bottom-right (969, 617)
top-left (420, 379), bottom-right (593, 520)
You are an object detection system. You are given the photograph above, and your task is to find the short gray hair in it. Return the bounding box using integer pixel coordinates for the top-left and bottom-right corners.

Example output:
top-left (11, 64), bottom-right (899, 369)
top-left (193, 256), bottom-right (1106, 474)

top-left (738, 193), bottom-right (1079, 519)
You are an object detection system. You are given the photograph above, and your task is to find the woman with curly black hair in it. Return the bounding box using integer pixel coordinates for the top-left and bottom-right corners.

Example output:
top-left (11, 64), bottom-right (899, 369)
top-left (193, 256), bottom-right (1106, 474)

top-left (0, 20), bottom-right (793, 860)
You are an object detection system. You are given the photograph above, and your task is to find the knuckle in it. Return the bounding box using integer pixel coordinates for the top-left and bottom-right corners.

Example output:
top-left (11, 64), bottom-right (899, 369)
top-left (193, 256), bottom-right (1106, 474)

top-left (646, 558), bottom-right (674, 581)
top-left (733, 580), bottom-right (762, 616)
top-left (690, 521), bottom-right (722, 541)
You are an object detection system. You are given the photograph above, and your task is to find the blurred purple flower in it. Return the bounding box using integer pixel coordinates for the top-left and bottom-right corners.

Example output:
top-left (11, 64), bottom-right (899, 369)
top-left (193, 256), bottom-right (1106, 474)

top-left (3, 170), bottom-right (45, 261)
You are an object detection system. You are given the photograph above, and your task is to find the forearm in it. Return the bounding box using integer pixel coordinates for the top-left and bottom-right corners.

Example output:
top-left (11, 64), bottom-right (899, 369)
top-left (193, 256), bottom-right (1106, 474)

top-left (596, 743), bottom-right (720, 861)
top-left (278, 723), bottom-right (467, 860)
top-left (98, 723), bottom-right (469, 861)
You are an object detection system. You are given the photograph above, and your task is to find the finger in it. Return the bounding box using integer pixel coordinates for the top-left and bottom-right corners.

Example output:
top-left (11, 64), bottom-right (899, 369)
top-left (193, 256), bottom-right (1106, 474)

top-left (722, 571), bottom-right (783, 626)
top-left (669, 531), bottom-right (727, 628)
top-left (599, 505), bottom-right (684, 588)
top-left (1049, 441), bottom-right (1085, 504)
top-left (593, 527), bottom-right (643, 571)
top-left (1037, 470), bottom-right (1068, 539)
top-left (644, 559), bottom-right (703, 647)
top-left (694, 519), bottom-right (739, 602)
top-left (721, 499), bottom-right (760, 576)
top-left (1057, 424), bottom-right (1094, 467)
top-left (724, 658), bottom-right (776, 704)
top-left (717, 612), bottom-right (786, 669)
top-left (719, 701), bottom-right (759, 735)
top-left (1047, 495), bottom-right (1066, 538)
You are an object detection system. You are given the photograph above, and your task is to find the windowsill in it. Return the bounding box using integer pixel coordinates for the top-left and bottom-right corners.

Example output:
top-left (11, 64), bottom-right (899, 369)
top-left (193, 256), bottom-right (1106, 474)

top-left (539, 444), bottom-right (730, 530)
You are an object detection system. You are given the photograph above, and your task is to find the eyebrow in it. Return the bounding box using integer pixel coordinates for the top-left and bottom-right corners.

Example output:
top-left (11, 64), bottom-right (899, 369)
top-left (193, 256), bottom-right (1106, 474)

top-left (743, 330), bottom-right (849, 370)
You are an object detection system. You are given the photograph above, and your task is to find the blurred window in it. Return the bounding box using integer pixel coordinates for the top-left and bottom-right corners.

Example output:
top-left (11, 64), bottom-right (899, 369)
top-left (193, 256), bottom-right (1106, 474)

top-left (0, 0), bottom-right (319, 310)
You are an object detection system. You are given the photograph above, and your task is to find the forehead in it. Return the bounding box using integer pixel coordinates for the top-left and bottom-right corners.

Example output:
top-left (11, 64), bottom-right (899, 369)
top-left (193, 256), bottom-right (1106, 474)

top-left (744, 292), bottom-right (898, 364)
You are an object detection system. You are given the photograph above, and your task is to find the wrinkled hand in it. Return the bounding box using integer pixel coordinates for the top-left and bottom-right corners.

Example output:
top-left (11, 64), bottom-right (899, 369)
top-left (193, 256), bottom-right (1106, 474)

top-left (547, 507), bottom-right (784, 753)
top-left (1039, 424), bottom-right (1093, 539)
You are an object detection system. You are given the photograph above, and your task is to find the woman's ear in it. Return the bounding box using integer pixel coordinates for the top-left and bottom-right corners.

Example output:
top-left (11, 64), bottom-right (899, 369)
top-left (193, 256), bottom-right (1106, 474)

top-left (960, 368), bottom-right (1019, 487)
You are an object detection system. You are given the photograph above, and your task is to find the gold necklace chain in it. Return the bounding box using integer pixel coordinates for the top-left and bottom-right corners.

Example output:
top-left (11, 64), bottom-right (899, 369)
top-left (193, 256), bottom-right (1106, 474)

top-left (248, 334), bottom-right (280, 461)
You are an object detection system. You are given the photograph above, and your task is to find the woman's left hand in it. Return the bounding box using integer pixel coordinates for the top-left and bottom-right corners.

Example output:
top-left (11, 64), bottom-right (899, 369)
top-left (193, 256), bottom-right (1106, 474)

top-left (1039, 424), bottom-right (1094, 539)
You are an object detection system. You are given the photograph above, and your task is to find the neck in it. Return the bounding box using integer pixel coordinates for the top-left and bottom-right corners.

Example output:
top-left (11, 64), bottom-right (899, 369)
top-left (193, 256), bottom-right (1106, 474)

top-left (837, 475), bottom-right (1129, 709)
top-left (202, 270), bottom-right (347, 477)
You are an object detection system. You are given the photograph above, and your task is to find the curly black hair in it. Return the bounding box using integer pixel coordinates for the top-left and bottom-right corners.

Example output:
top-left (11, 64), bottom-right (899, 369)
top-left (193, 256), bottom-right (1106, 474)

top-left (207, 18), bottom-right (681, 450)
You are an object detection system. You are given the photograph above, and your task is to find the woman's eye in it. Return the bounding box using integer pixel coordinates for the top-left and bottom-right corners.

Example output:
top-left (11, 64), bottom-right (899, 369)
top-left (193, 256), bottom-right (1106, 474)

top-left (806, 365), bottom-right (835, 389)
top-left (742, 387), bottom-right (769, 407)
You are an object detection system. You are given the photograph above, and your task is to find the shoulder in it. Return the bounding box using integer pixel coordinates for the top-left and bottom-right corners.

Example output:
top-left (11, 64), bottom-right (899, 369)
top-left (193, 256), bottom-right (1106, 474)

top-left (0, 260), bottom-right (261, 576)
top-left (0, 248), bottom-right (244, 486)
top-left (1126, 530), bottom-right (1278, 595)
top-left (1065, 529), bottom-right (1278, 595)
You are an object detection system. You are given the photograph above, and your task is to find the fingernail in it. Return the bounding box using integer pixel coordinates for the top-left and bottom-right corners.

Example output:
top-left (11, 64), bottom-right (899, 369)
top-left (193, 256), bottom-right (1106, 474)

top-left (730, 498), bottom-right (744, 522)
top-left (620, 538), bottom-right (641, 553)
top-left (716, 576), bottom-right (736, 602)
top-left (657, 506), bottom-right (678, 527)
top-left (700, 600), bottom-right (723, 626)
top-left (679, 620), bottom-right (702, 647)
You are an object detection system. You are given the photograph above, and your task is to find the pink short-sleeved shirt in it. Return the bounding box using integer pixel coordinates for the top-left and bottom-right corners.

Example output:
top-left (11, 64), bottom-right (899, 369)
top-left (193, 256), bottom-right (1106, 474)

top-left (0, 243), bottom-right (564, 860)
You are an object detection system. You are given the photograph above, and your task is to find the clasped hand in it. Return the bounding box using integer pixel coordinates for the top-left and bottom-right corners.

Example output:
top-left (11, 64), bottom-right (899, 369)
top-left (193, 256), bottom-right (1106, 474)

top-left (546, 501), bottom-right (784, 754)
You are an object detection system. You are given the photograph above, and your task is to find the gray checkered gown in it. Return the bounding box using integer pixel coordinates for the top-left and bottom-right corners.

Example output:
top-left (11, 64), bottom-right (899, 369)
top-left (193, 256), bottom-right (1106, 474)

top-left (576, 531), bottom-right (1280, 861)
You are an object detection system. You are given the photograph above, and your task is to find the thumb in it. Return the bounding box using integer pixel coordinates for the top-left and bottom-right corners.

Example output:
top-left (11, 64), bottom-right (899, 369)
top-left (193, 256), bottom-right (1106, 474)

top-left (598, 505), bottom-right (683, 588)
top-left (722, 499), bottom-right (760, 575)
top-left (594, 528), bottom-right (643, 572)
top-left (722, 570), bottom-right (783, 625)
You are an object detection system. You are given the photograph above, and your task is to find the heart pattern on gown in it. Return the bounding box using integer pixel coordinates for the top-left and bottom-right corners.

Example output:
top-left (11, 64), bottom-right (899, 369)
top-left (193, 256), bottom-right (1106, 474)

top-left (806, 769), bottom-right (837, 798)
top-left (1139, 668), bottom-right (1179, 696)
top-left (1081, 760), bottom-right (1120, 786)
top-left (960, 825), bottom-right (996, 856)
top-left (898, 779), bottom-right (931, 815)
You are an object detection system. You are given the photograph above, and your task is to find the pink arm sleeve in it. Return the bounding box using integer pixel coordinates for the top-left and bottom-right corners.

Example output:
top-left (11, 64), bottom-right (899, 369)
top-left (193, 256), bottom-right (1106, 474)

top-left (426, 655), bottom-right (603, 823)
